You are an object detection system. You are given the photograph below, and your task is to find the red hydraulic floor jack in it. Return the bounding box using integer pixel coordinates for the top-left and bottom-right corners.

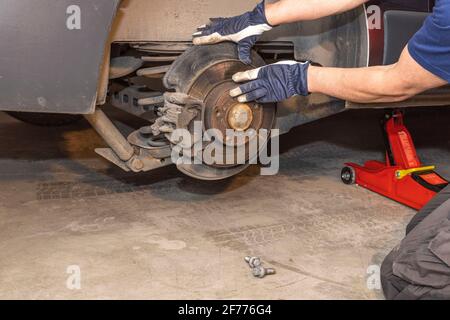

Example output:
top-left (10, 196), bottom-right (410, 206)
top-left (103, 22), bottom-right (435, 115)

top-left (342, 111), bottom-right (448, 210)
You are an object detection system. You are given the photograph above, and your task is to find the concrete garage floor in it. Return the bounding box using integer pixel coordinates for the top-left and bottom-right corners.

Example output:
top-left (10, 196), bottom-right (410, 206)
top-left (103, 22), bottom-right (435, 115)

top-left (0, 107), bottom-right (449, 300)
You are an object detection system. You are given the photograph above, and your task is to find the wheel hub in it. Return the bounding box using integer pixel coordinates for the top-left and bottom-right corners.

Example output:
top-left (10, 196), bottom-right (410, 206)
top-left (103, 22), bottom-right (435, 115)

top-left (202, 80), bottom-right (267, 148)
top-left (227, 103), bottom-right (253, 132)
top-left (173, 60), bottom-right (276, 179)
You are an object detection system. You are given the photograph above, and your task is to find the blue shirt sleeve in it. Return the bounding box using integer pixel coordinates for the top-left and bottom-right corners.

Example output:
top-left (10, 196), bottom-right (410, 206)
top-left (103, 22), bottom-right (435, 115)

top-left (408, 0), bottom-right (450, 83)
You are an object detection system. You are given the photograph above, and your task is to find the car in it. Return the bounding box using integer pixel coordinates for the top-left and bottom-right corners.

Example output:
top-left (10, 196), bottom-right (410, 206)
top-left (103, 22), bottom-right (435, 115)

top-left (0, 0), bottom-right (447, 180)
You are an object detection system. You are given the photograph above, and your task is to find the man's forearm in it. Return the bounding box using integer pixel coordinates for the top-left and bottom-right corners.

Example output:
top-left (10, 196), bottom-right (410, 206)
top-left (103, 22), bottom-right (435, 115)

top-left (265, 0), bottom-right (369, 25)
top-left (263, 0), bottom-right (405, 103)
top-left (307, 65), bottom-right (409, 103)
top-left (307, 47), bottom-right (447, 103)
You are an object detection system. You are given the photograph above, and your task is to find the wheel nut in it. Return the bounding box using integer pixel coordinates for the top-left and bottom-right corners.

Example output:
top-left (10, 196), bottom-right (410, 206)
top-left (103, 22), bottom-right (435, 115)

top-left (245, 256), bottom-right (261, 268)
top-left (252, 266), bottom-right (276, 278)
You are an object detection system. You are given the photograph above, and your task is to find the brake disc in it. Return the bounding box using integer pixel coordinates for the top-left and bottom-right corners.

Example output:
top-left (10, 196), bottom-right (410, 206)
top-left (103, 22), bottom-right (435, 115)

top-left (164, 43), bottom-right (276, 180)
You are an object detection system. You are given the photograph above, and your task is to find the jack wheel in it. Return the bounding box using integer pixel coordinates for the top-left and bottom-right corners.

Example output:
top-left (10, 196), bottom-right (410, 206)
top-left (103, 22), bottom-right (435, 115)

top-left (341, 167), bottom-right (356, 185)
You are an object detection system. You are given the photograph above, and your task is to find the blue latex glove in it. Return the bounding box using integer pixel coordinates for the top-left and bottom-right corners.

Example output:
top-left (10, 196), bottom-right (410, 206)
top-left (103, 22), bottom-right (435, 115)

top-left (192, 1), bottom-right (273, 64)
top-left (230, 61), bottom-right (311, 103)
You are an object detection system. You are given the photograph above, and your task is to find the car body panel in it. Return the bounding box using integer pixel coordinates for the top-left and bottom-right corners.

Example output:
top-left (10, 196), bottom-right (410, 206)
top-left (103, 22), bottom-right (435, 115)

top-left (111, 0), bottom-right (259, 42)
top-left (0, 0), bottom-right (120, 114)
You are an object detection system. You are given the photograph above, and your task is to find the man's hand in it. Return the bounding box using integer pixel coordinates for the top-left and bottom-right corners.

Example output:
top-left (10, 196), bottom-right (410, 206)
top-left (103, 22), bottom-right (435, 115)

top-left (230, 61), bottom-right (310, 103)
top-left (192, 1), bottom-right (273, 64)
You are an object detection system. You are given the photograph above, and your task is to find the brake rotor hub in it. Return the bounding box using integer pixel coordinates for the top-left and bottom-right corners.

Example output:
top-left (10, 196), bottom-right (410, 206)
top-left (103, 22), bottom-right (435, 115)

top-left (163, 43), bottom-right (276, 180)
top-left (227, 103), bottom-right (254, 132)
top-left (202, 80), bottom-right (266, 147)
top-left (190, 62), bottom-right (274, 168)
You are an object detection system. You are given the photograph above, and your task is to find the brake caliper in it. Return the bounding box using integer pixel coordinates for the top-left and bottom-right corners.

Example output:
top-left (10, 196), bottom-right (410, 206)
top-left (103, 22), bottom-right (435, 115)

top-left (150, 92), bottom-right (203, 145)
